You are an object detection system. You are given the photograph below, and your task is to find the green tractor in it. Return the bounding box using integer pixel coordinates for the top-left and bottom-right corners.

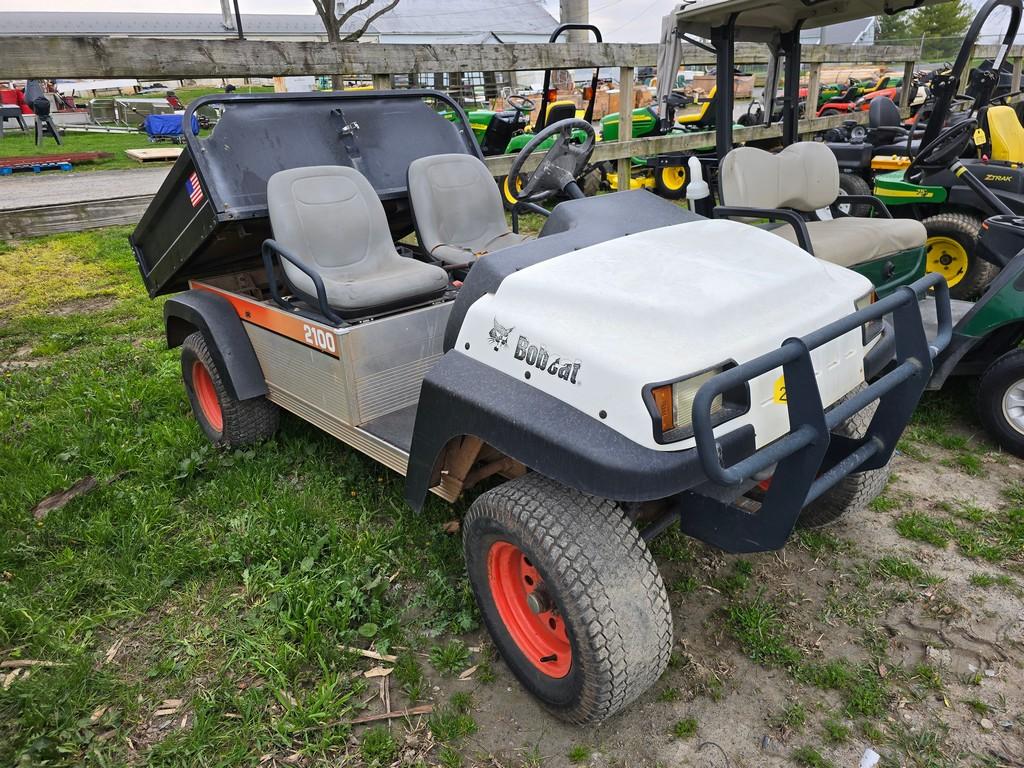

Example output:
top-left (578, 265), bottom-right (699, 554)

top-left (872, 0), bottom-right (1023, 299)
top-left (449, 23), bottom-right (603, 207)
top-left (597, 86), bottom-right (731, 199)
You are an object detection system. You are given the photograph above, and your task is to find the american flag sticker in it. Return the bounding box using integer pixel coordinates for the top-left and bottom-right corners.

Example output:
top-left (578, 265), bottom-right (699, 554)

top-left (186, 171), bottom-right (204, 207)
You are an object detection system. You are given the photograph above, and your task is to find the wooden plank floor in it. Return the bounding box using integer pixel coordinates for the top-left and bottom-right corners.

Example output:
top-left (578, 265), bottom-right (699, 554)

top-left (0, 167), bottom-right (167, 239)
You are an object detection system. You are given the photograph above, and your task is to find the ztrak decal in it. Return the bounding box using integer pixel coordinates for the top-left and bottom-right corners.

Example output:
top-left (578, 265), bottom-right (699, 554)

top-left (490, 319), bottom-right (582, 384)
top-left (984, 173), bottom-right (1013, 183)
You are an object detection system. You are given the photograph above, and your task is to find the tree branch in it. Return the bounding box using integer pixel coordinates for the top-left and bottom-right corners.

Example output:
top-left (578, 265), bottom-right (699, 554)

top-left (341, 0), bottom-right (401, 42)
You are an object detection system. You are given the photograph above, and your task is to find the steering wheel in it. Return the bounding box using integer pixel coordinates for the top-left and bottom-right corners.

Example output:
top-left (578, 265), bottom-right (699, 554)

top-left (906, 117), bottom-right (977, 184)
top-left (506, 118), bottom-right (597, 203)
top-left (507, 94), bottom-right (536, 115)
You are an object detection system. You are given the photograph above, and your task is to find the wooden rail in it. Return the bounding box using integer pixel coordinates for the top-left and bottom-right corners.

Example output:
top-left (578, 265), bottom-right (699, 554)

top-left (0, 36), bottom-right (927, 239)
top-left (2, 37), bottom-right (920, 79)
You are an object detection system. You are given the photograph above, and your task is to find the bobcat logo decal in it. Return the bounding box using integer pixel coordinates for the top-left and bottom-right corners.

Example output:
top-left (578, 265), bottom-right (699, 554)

top-left (489, 318), bottom-right (514, 351)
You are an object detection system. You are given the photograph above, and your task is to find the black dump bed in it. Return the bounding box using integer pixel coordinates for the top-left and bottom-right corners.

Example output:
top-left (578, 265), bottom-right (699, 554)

top-left (131, 90), bottom-right (481, 297)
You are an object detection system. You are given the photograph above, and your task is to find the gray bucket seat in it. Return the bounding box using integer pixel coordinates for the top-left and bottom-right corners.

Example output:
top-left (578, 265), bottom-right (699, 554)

top-left (267, 166), bottom-right (449, 318)
top-left (720, 142), bottom-right (925, 268)
top-left (408, 153), bottom-right (530, 265)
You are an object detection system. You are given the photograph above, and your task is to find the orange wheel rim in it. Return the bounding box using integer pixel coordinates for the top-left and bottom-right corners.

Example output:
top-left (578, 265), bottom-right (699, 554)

top-left (192, 360), bottom-right (223, 432)
top-left (487, 541), bottom-right (571, 678)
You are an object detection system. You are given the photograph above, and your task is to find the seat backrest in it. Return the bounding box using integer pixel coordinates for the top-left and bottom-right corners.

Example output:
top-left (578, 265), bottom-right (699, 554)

top-left (677, 85), bottom-right (717, 126)
top-left (408, 154), bottom-right (509, 254)
top-left (544, 100), bottom-right (577, 126)
top-left (267, 166), bottom-right (397, 284)
top-left (869, 95), bottom-right (901, 129)
top-left (987, 105), bottom-right (1024, 162)
top-left (720, 142), bottom-right (839, 212)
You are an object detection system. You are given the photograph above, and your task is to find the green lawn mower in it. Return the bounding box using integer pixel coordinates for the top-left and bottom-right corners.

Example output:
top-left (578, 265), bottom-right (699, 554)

top-left (872, 0), bottom-right (1023, 300)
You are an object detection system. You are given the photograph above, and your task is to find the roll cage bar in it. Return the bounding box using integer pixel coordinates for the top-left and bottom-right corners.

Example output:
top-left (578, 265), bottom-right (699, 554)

top-left (535, 23), bottom-right (603, 132)
top-left (916, 0), bottom-right (1022, 151)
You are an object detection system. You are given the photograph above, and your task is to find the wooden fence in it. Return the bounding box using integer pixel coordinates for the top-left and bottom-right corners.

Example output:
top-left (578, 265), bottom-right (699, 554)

top-left (2, 36), bottom-right (1020, 239)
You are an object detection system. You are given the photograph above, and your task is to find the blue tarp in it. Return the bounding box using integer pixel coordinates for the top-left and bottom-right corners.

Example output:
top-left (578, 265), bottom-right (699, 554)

top-left (143, 113), bottom-right (199, 138)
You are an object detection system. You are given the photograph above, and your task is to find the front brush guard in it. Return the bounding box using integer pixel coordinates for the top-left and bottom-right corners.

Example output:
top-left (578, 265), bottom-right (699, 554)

top-left (678, 274), bottom-right (952, 553)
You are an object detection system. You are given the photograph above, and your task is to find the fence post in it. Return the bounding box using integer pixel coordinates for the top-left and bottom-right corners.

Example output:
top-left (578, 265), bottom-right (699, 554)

top-left (373, 73), bottom-right (390, 90)
top-left (806, 62), bottom-right (822, 117)
top-left (617, 66), bottom-right (635, 191)
top-left (1013, 56), bottom-right (1024, 93)
top-left (899, 59), bottom-right (916, 109)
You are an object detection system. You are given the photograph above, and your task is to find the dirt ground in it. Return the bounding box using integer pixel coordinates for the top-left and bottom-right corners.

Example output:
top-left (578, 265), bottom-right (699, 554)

top-left (393, 428), bottom-right (1024, 768)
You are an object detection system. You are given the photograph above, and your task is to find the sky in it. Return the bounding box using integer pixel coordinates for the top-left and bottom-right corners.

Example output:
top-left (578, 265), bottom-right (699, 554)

top-left (0, 0), bottom-right (689, 42)
top-left (0, 0), bottom-right (1009, 43)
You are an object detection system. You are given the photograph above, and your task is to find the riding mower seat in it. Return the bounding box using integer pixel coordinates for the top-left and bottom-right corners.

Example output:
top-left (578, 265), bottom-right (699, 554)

top-left (267, 166), bottom-right (449, 319)
top-left (868, 96), bottom-right (921, 157)
top-left (408, 153), bottom-right (531, 265)
top-left (721, 142), bottom-right (926, 268)
top-left (982, 104), bottom-right (1024, 162)
top-left (676, 86), bottom-right (717, 128)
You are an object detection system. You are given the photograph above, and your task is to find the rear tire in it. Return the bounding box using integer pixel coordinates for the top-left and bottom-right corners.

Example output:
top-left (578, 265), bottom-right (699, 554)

top-left (463, 474), bottom-right (673, 723)
top-left (977, 349), bottom-right (1024, 458)
top-left (923, 212), bottom-right (998, 299)
top-left (797, 386), bottom-right (892, 529)
top-left (836, 173), bottom-right (872, 217)
top-left (181, 331), bottom-right (279, 448)
top-left (820, 108), bottom-right (841, 117)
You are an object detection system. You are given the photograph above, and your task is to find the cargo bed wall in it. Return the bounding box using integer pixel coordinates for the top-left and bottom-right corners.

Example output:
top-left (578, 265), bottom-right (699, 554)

top-left (131, 90), bottom-right (480, 297)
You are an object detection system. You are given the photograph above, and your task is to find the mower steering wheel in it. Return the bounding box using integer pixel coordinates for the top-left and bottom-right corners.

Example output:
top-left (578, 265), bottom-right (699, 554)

top-left (507, 94), bottom-right (536, 115)
top-left (906, 117), bottom-right (977, 184)
top-left (507, 118), bottom-right (597, 203)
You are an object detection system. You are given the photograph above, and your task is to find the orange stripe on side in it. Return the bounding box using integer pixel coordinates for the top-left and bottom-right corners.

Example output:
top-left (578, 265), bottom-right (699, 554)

top-left (190, 281), bottom-right (341, 358)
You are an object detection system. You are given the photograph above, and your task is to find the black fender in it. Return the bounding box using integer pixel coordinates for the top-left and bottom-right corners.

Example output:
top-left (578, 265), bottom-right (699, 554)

top-left (403, 351), bottom-right (755, 511)
top-left (163, 290), bottom-right (268, 401)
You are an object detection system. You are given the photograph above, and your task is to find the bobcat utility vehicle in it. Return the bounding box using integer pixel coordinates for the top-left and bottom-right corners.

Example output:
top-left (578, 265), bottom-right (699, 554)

top-left (131, 89), bottom-right (949, 723)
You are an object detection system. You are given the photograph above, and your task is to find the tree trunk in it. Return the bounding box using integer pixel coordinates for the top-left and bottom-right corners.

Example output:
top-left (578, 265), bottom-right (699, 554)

top-left (325, 24), bottom-right (344, 91)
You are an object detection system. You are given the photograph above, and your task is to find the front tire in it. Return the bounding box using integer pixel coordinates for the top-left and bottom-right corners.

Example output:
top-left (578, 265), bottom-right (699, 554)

top-left (463, 474), bottom-right (673, 723)
top-left (923, 212), bottom-right (998, 299)
top-left (977, 349), bottom-right (1024, 458)
top-left (181, 331), bottom-right (279, 448)
top-left (797, 386), bottom-right (892, 529)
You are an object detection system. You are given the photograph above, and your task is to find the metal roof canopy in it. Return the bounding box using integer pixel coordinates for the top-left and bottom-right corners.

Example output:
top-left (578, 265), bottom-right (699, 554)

top-left (669, 0), bottom-right (948, 42)
top-left (654, 0), bottom-right (952, 155)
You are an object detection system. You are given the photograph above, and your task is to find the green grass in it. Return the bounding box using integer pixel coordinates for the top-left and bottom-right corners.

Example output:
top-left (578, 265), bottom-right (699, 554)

top-left (568, 745), bottom-right (590, 763)
top-left (0, 86), bottom-right (274, 172)
top-left (429, 639), bottom-right (470, 676)
top-left (725, 596), bottom-right (801, 669)
top-left (875, 556), bottom-right (939, 586)
top-left (0, 129), bottom-right (168, 171)
top-left (822, 718), bottom-right (849, 744)
top-left (792, 745), bottom-right (835, 768)
top-left (0, 228), bottom-right (481, 765)
top-left (671, 717), bottom-right (698, 739)
top-left (360, 726), bottom-right (397, 767)
top-left (969, 572), bottom-right (1015, 588)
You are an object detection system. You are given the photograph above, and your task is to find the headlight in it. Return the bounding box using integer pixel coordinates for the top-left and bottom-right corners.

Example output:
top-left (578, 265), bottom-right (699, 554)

top-left (644, 363), bottom-right (750, 444)
top-left (856, 290), bottom-right (884, 345)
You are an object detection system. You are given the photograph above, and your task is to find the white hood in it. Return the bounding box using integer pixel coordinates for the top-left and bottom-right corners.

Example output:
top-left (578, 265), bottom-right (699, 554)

top-left (458, 220), bottom-right (873, 452)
